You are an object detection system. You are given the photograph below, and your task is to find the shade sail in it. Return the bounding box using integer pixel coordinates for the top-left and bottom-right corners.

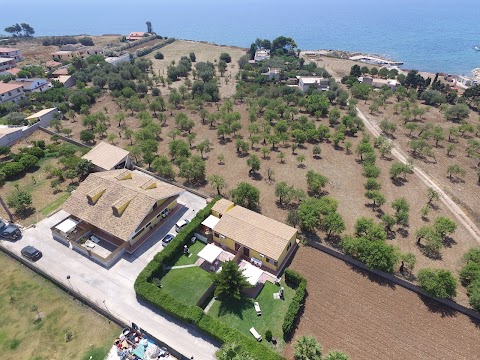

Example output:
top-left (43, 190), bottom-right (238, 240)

top-left (201, 215), bottom-right (220, 229)
top-left (241, 262), bottom-right (263, 286)
top-left (198, 243), bottom-right (223, 263)
top-left (55, 218), bottom-right (79, 233)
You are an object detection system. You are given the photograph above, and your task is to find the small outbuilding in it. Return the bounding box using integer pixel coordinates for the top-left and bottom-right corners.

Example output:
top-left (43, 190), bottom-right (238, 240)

top-left (81, 141), bottom-right (131, 172)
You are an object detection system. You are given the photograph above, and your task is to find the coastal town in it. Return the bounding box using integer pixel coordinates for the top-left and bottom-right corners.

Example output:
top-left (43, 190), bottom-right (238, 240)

top-left (1, 20), bottom-right (480, 360)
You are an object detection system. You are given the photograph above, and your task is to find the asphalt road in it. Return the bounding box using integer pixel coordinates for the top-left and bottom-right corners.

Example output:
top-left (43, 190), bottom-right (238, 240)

top-left (0, 191), bottom-right (219, 360)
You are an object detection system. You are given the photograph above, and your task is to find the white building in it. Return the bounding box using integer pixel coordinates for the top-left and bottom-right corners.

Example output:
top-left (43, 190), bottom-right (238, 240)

top-left (262, 67), bottom-right (281, 81)
top-left (254, 49), bottom-right (270, 62)
top-left (0, 47), bottom-right (24, 62)
top-left (105, 54), bottom-right (131, 66)
top-left (296, 76), bottom-right (330, 92)
top-left (0, 82), bottom-right (25, 104)
top-left (0, 57), bottom-right (16, 72)
top-left (360, 77), bottom-right (399, 90)
top-left (12, 78), bottom-right (50, 94)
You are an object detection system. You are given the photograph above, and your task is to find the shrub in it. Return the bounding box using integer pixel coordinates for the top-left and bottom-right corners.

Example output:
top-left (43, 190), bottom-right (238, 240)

top-left (467, 279), bottom-right (480, 312)
top-left (154, 52), bottom-right (164, 60)
top-left (282, 269), bottom-right (307, 340)
top-left (265, 330), bottom-right (273, 342)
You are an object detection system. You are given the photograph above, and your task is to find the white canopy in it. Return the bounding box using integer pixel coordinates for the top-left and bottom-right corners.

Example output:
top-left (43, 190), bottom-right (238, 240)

top-left (201, 215), bottom-right (220, 229)
top-left (242, 262), bottom-right (263, 286)
top-left (198, 243), bottom-right (223, 264)
top-left (55, 218), bottom-right (79, 233)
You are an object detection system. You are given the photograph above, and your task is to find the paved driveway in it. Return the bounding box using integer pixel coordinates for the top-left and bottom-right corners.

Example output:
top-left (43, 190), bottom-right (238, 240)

top-left (0, 191), bottom-right (218, 360)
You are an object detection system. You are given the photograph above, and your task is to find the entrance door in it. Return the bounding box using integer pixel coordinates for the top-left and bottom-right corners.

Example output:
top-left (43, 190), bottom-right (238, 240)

top-left (235, 242), bottom-right (241, 252)
top-left (243, 247), bottom-right (250, 257)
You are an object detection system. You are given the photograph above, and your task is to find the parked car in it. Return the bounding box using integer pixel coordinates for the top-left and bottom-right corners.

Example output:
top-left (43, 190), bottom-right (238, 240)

top-left (21, 246), bottom-right (42, 261)
top-left (0, 219), bottom-right (21, 240)
top-left (175, 219), bottom-right (190, 232)
top-left (161, 233), bottom-right (175, 246)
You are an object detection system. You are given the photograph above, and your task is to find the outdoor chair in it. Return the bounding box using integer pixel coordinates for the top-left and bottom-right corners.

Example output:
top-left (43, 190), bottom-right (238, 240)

top-left (254, 301), bottom-right (262, 316)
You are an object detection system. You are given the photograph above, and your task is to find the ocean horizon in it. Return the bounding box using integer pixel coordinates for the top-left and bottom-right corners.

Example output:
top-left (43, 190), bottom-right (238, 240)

top-left (2, 0), bottom-right (480, 75)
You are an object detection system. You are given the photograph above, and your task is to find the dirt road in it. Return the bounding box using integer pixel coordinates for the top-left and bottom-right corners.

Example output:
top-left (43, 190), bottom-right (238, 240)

top-left (356, 108), bottom-right (480, 244)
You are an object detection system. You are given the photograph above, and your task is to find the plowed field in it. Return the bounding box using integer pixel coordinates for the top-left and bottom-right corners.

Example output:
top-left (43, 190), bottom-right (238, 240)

top-left (284, 247), bottom-right (480, 360)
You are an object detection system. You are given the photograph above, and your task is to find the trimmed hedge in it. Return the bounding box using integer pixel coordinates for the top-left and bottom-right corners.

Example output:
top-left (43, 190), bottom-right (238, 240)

top-left (134, 197), bottom-right (284, 360)
top-left (282, 269), bottom-right (307, 339)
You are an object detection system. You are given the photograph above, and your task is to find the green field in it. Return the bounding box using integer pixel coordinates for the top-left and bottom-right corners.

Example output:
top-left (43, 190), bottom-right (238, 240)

top-left (208, 281), bottom-right (295, 343)
top-left (0, 252), bottom-right (119, 360)
top-left (160, 266), bottom-right (213, 306)
top-left (166, 241), bottom-right (206, 267)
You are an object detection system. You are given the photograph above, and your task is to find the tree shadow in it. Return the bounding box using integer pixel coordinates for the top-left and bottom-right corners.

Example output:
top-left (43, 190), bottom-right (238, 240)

top-left (391, 177), bottom-right (407, 187)
top-left (443, 236), bottom-right (457, 248)
top-left (417, 243), bottom-right (442, 260)
top-left (217, 296), bottom-right (253, 319)
top-left (420, 296), bottom-right (456, 318)
top-left (313, 155), bottom-right (322, 160)
top-left (347, 264), bottom-right (397, 289)
top-left (324, 234), bottom-right (343, 250)
top-left (249, 172), bottom-right (263, 181)
top-left (397, 227), bottom-right (409, 238)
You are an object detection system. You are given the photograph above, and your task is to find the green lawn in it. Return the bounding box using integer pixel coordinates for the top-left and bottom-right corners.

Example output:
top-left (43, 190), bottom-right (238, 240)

top-left (0, 253), bottom-right (119, 360)
top-left (39, 192), bottom-right (70, 216)
top-left (208, 281), bottom-right (295, 343)
top-left (161, 266), bottom-right (213, 306)
top-left (167, 241), bottom-right (206, 266)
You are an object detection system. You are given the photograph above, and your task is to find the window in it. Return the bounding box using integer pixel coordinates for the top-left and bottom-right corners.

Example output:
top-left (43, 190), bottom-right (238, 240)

top-left (287, 242), bottom-right (291, 250)
top-left (214, 232), bottom-right (219, 238)
top-left (267, 257), bottom-right (276, 265)
top-left (152, 202), bottom-right (158, 210)
top-left (145, 222), bottom-right (151, 228)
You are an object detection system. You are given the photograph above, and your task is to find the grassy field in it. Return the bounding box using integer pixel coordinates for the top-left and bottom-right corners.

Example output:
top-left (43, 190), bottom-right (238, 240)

top-left (161, 266), bottom-right (213, 306)
top-left (0, 252), bottom-right (119, 360)
top-left (208, 281), bottom-right (295, 344)
top-left (167, 241), bottom-right (205, 266)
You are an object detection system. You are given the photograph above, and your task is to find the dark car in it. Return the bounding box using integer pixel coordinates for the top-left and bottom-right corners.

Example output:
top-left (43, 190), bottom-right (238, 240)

top-left (21, 246), bottom-right (42, 261)
top-left (0, 219), bottom-right (21, 240)
top-left (161, 233), bottom-right (175, 247)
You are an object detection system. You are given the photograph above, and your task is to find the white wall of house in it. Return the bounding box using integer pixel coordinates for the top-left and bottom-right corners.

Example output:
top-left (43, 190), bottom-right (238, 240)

top-left (0, 49), bottom-right (24, 62)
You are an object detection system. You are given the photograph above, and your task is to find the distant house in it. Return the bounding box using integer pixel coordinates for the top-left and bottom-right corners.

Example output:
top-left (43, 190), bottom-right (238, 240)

top-left (0, 47), bottom-right (24, 62)
top-left (0, 82), bottom-right (25, 104)
top-left (81, 141), bottom-right (132, 172)
top-left (254, 49), bottom-right (270, 62)
top-left (126, 32), bottom-right (146, 41)
top-left (105, 54), bottom-right (131, 66)
top-left (52, 169), bottom-right (184, 267)
top-left (360, 77), bottom-right (399, 90)
top-left (56, 75), bottom-right (76, 88)
top-left (12, 78), bottom-right (50, 93)
top-left (60, 43), bottom-right (87, 53)
top-left (0, 108), bottom-right (58, 147)
top-left (51, 50), bottom-right (77, 60)
top-left (296, 76), bottom-right (330, 92)
top-left (25, 108), bottom-right (59, 125)
top-left (85, 47), bottom-right (104, 56)
top-left (52, 67), bottom-right (69, 77)
top-left (262, 67), bottom-right (281, 81)
top-left (45, 60), bottom-right (62, 69)
top-left (0, 67), bottom-right (21, 76)
top-left (206, 199), bottom-right (298, 274)
top-left (0, 57), bottom-right (16, 72)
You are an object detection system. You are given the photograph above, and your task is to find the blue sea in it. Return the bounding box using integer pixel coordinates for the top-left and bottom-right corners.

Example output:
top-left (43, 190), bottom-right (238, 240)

top-left (3, 0), bottom-right (480, 75)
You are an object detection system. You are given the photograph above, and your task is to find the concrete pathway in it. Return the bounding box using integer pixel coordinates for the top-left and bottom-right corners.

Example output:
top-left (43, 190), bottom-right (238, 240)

top-left (0, 191), bottom-right (218, 360)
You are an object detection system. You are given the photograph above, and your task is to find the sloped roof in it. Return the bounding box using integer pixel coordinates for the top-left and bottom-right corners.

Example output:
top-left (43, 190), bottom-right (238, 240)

top-left (211, 198), bottom-right (234, 216)
top-left (25, 108), bottom-right (57, 120)
top-left (0, 82), bottom-right (24, 94)
top-left (53, 67), bottom-right (69, 75)
top-left (63, 170), bottom-right (184, 241)
top-left (213, 205), bottom-right (297, 260)
top-left (82, 141), bottom-right (130, 170)
top-left (0, 47), bottom-right (20, 52)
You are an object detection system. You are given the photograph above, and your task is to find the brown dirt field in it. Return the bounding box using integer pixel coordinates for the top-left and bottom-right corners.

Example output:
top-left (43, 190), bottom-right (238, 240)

top-left (56, 93), bottom-right (479, 305)
top-left (146, 40), bottom-right (247, 98)
top-left (357, 100), bottom-right (480, 228)
top-left (284, 246), bottom-right (480, 360)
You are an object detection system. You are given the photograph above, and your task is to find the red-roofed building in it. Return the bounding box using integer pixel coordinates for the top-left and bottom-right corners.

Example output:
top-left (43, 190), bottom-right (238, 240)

top-left (45, 60), bottom-right (62, 69)
top-left (0, 82), bottom-right (25, 104)
top-left (0, 67), bottom-right (21, 76)
top-left (126, 32), bottom-right (146, 41)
